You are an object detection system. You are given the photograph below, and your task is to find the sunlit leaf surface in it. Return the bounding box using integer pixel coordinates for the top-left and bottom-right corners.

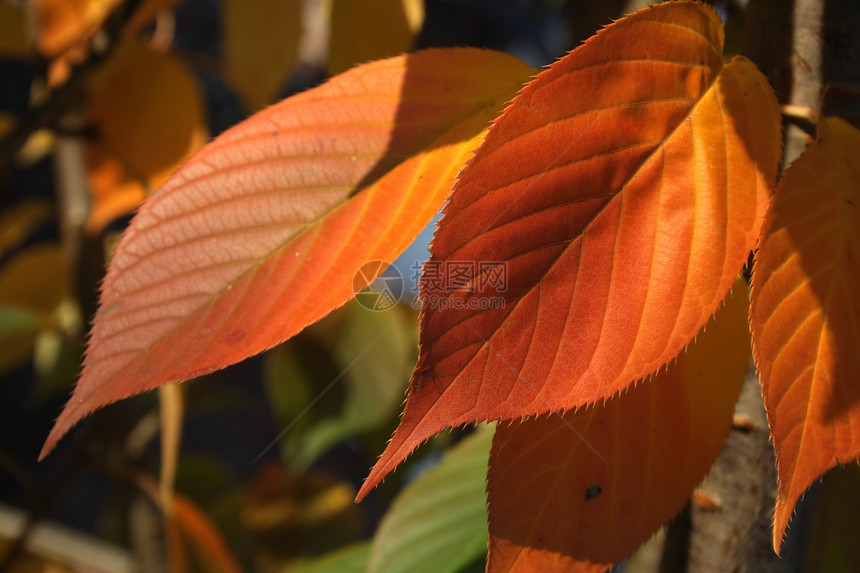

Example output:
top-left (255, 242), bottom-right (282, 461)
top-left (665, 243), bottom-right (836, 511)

top-left (487, 281), bottom-right (749, 572)
top-left (42, 48), bottom-right (533, 456)
top-left (750, 117), bottom-right (860, 550)
top-left (360, 0), bottom-right (780, 498)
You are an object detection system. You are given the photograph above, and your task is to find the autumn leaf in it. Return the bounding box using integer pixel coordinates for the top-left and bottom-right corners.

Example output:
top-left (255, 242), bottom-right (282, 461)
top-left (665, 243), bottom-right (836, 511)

top-left (164, 494), bottom-right (243, 573)
top-left (0, 2), bottom-right (31, 58)
top-left (326, 0), bottom-right (424, 76)
top-left (86, 40), bottom-right (205, 179)
top-left (358, 1), bottom-right (781, 498)
top-left (0, 201), bottom-right (53, 257)
top-left (36, 0), bottom-right (183, 84)
top-left (37, 0), bottom-right (181, 56)
top-left (487, 280), bottom-right (750, 573)
top-left (85, 39), bottom-right (207, 234)
top-left (222, 0), bottom-right (302, 111)
top-left (36, 0), bottom-right (120, 59)
top-left (41, 48), bottom-right (535, 457)
top-left (750, 116), bottom-right (860, 551)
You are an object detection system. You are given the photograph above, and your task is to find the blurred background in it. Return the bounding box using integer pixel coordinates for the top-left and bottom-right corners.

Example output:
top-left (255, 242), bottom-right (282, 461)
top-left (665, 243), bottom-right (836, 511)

top-left (0, 1), bottom-right (744, 571)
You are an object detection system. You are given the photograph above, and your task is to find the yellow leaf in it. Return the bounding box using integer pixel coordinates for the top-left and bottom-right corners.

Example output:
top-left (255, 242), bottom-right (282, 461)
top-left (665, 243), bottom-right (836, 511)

top-left (0, 244), bottom-right (65, 309)
top-left (0, 200), bottom-right (53, 258)
top-left (0, 2), bottom-right (32, 58)
top-left (37, 0), bottom-right (181, 57)
top-left (222, 0), bottom-right (302, 110)
top-left (243, 462), bottom-right (363, 558)
top-left (86, 38), bottom-right (207, 234)
top-left (0, 112), bottom-right (56, 167)
top-left (326, 0), bottom-right (424, 76)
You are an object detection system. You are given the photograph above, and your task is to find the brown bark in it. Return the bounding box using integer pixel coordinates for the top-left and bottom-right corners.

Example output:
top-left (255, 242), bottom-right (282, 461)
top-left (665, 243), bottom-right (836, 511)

top-left (684, 370), bottom-right (791, 572)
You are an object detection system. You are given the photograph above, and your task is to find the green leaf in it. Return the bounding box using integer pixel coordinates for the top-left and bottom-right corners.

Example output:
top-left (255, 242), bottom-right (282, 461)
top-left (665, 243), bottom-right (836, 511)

top-left (0, 244), bottom-right (65, 373)
top-left (805, 464), bottom-right (860, 572)
top-left (0, 305), bottom-right (44, 336)
top-left (288, 542), bottom-right (372, 573)
top-left (266, 302), bottom-right (415, 468)
top-left (299, 304), bottom-right (414, 464)
top-left (264, 340), bottom-right (318, 461)
top-left (367, 425), bottom-right (492, 573)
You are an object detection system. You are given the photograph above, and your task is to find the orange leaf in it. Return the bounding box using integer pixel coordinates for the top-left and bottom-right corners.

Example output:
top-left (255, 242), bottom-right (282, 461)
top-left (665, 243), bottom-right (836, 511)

top-left (36, 0), bottom-right (119, 58)
top-left (37, 0), bottom-right (184, 85)
top-left (167, 494), bottom-right (242, 573)
top-left (486, 280), bottom-right (750, 573)
top-left (750, 116), bottom-right (860, 552)
top-left (37, 0), bottom-right (180, 58)
top-left (41, 48), bottom-right (534, 456)
top-left (358, 1), bottom-right (780, 498)
top-left (85, 148), bottom-right (148, 235)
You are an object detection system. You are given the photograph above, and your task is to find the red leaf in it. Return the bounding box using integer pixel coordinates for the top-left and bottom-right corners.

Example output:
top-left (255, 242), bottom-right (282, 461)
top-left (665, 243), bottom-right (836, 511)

top-left (486, 280), bottom-right (750, 572)
top-left (41, 48), bottom-right (534, 457)
top-left (750, 117), bottom-right (860, 551)
top-left (358, 1), bottom-right (780, 498)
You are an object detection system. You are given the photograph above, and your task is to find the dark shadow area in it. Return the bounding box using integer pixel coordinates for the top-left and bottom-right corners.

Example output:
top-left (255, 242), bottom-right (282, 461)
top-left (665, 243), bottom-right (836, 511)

top-left (822, 0), bottom-right (860, 123)
top-left (814, 0), bottom-right (860, 425)
top-left (743, 0), bottom-right (795, 103)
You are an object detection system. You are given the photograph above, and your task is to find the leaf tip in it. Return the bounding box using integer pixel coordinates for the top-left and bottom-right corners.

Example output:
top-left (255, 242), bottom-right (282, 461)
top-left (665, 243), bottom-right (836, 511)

top-left (39, 415), bottom-right (68, 460)
top-left (39, 381), bottom-right (98, 460)
top-left (355, 427), bottom-right (411, 502)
